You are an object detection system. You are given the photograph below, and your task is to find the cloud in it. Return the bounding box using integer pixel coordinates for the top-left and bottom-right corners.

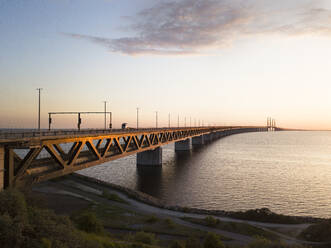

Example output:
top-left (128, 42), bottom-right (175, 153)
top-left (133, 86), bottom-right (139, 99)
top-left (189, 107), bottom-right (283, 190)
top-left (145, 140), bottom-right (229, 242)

top-left (65, 0), bottom-right (331, 55)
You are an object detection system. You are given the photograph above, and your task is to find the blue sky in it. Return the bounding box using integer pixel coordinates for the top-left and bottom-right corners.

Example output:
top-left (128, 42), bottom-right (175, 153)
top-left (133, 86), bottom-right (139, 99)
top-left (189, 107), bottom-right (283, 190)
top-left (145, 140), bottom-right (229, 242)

top-left (1, 0), bottom-right (331, 129)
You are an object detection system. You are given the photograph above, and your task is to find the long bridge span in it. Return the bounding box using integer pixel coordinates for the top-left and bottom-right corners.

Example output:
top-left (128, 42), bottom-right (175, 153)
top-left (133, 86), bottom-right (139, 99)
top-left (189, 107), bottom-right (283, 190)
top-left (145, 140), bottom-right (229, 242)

top-left (0, 126), bottom-right (277, 190)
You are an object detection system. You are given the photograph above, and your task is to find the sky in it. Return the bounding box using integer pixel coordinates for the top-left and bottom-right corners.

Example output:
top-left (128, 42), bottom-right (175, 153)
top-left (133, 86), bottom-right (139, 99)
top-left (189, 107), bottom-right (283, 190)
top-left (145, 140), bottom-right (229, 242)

top-left (1, 0), bottom-right (331, 130)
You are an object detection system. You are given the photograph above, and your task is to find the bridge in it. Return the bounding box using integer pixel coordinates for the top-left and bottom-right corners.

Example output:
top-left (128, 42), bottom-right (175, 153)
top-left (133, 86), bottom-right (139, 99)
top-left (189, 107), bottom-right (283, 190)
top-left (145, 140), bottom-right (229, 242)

top-left (0, 126), bottom-right (277, 190)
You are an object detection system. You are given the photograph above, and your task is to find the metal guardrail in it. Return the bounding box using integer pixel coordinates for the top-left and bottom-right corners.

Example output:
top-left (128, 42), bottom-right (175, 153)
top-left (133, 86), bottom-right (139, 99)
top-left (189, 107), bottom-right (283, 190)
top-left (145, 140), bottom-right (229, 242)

top-left (0, 127), bottom-right (232, 140)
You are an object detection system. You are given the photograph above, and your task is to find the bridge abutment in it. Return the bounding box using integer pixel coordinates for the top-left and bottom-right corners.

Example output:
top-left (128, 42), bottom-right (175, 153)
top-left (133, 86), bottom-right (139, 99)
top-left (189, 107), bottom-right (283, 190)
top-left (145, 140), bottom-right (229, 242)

top-left (192, 135), bottom-right (204, 146)
top-left (136, 147), bottom-right (162, 166)
top-left (175, 139), bottom-right (191, 151)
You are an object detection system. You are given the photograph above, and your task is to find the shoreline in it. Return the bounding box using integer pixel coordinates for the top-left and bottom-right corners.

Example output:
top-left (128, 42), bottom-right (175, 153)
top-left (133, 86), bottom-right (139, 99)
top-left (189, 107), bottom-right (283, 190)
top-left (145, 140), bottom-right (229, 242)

top-left (72, 173), bottom-right (324, 224)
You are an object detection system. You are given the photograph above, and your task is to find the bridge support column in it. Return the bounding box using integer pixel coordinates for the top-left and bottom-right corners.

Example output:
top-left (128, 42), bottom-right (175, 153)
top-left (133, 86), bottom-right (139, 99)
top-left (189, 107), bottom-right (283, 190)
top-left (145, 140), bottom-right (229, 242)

top-left (203, 134), bottom-right (211, 143)
top-left (192, 136), bottom-right (204, 146)
top-left (137, 147), bottom-right (162, 166)
top-left (175, 139), bottom-right (191, 151)
top-left (0, 146), bottom-right (5, 191)
top-left (0, 147), bottom-right (4, 191)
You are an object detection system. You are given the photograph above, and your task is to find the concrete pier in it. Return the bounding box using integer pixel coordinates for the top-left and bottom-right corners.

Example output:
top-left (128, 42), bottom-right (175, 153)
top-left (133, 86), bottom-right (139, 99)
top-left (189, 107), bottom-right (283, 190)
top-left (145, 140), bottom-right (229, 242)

top-left (137, 147), bottom-right (162, 166)
top-left (192, 135), bottom-right (204, 146)
top-left (0, 147), bottom-right (4, 191)
top-left (175, 139), bottom-right (191, 151)
top-left (203, 133), bottom-right (211, 143)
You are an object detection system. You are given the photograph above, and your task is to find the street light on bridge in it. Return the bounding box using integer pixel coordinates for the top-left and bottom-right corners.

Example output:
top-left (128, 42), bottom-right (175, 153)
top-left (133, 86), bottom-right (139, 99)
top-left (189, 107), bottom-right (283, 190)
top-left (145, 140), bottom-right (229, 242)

top-left (103, 101), bottom-right (108, 129)
top-left (136, 107), bottom-right (139, 129)
top-left (36, 88), bottom-right (43, 131)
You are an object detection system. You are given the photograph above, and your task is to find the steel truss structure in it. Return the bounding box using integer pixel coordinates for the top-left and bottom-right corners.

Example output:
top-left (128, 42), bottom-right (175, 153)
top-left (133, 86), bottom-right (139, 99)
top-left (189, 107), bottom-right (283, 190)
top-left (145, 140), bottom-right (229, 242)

top-left (1, 126), bottom-right (266, 189)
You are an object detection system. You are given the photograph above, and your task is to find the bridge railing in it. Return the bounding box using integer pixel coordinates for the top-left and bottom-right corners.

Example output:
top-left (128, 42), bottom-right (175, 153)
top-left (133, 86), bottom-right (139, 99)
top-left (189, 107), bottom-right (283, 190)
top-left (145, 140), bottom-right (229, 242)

top-left (0, 127), bottom-right (233, 140)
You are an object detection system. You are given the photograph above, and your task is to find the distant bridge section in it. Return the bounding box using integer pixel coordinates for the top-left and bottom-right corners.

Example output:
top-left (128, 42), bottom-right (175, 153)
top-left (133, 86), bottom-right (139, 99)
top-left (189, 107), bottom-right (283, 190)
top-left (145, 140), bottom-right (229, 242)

top-left (0, 126), bottom-right (269, 190)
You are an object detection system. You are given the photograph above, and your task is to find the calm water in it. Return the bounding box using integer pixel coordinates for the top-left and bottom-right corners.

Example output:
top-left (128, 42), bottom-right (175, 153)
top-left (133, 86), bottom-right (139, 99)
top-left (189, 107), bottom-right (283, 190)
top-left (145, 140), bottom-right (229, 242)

top-left (78, 131), bottom-right (331, 218)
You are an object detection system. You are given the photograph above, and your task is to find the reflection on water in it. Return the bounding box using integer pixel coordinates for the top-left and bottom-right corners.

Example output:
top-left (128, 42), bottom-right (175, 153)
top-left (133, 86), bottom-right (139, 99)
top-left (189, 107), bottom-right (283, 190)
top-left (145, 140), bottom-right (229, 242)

top-left (136, 166), bottom-right (163, 197)
top-left (79, 131), bottom-right (331, 218)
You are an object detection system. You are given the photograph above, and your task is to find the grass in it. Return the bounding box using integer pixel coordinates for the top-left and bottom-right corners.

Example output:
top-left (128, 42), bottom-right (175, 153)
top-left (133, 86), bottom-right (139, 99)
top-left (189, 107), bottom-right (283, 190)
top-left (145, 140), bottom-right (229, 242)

top-left (181, 216), bottom-right (278, 240)
top-left (84, 204), bottom-right (232, 241)
top-left (102, 190), bottom-right (129, 204)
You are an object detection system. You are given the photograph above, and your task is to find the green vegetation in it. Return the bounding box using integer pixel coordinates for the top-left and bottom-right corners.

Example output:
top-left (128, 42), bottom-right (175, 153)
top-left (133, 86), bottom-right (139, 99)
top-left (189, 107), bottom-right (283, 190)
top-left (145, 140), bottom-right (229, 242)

top-left (102, 190), bottom-right (129, 204)
top-left (71, 211), bottom-right (105, 234)
top-left (247, 237), bottom-right (309, 248)
top-left (131, 231), bottom-right (159, 245)
top-left (204, 216), bottom-right (221, 227)
top-left (0, 187), bottom-right (316, 248)
top-left (204, 233), bottom-right (225, 248)
top-left (145, 215), bottom-right (159, 223)
top-left (0, 189), bottom-right (94, 248)
top-left (299, 219), bottom-right (331, 242)
top-left (182, 216), bottom-right (278, 240)
top-left (185, 236), bottom-right (202, 248)
top-left (0, 189), bottom-right (162, 248)
top-left (228, 208), bottom-right (304, 224)
top-left (90, 203), bottom-right (209, 238)
top-left (170, 241), bottom-right (185, 248)
top-left (164, 218), bottom-right (175, 228)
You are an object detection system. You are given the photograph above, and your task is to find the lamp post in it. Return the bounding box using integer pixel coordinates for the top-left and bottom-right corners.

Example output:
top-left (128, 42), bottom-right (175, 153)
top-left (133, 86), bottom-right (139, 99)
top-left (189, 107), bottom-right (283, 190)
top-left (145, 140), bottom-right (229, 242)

top-left (103, 101), bottom-right (108, 129)
top-left (136, 107), bottom-right (139, 129)
top-left (36, 88), bottom-right (43, 131)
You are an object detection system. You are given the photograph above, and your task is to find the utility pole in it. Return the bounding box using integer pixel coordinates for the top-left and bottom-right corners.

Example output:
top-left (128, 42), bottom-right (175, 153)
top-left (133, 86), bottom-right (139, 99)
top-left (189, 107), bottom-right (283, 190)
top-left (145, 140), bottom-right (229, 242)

top-left (168, 113), bottom-right (170, 128)
top-left (178, 114), bottom-right (179, 128)
top-left (103, 101), bottom-right (107, 129)
top-left (155, 111), bottom-right (158, 128)
top-left (190, 117), bottom-right (191, 127)
top-left (185, 117), bottom-right (186, 128)
top-left (136, 108), bottom-right (139, 129)
top-left (37, 88), bottom-right (42, 131)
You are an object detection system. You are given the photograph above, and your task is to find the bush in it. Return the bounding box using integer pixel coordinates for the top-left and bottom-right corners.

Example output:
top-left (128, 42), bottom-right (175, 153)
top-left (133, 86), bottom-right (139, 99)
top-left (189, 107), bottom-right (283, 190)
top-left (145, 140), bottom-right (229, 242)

top-left (0, 189), bottom-right (28, 221)
top-left (102, 190), bottom-right (128, 204)
top-left (133, 231), bottom-right (158, 245)
top-left (80, 232), bottom-right (118, 248)
top-left (170, 240), bottom-right (185, 248)
top-left (203, 233), bottom-right (225, 248)
top-left (40, 238), bottom-right (52, 248)
top-left (29, 207), bottom-right (96, 248)
top-left (204, 216), bottom-right (220, 227)
top-left (0, 213), bottom-right (24, 248)
top-left (145, 215), bottom-right (159, 223)
top-left (185, 236), bottom-right (201, 248)
top-left (0, 189), bottom-right (98, 248)
top-left (300, 219), bottom-right (331, 242)
top-left (129, 243), bottom-right (151, 248)
top-left (164, 218), bottom-right (175, 227)
top-left (72, 211), bottom-right (104, 234)
top-left (248, 237), bottom-right (307, 248)
top-left (228, 208), bottom-right (302, 224)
